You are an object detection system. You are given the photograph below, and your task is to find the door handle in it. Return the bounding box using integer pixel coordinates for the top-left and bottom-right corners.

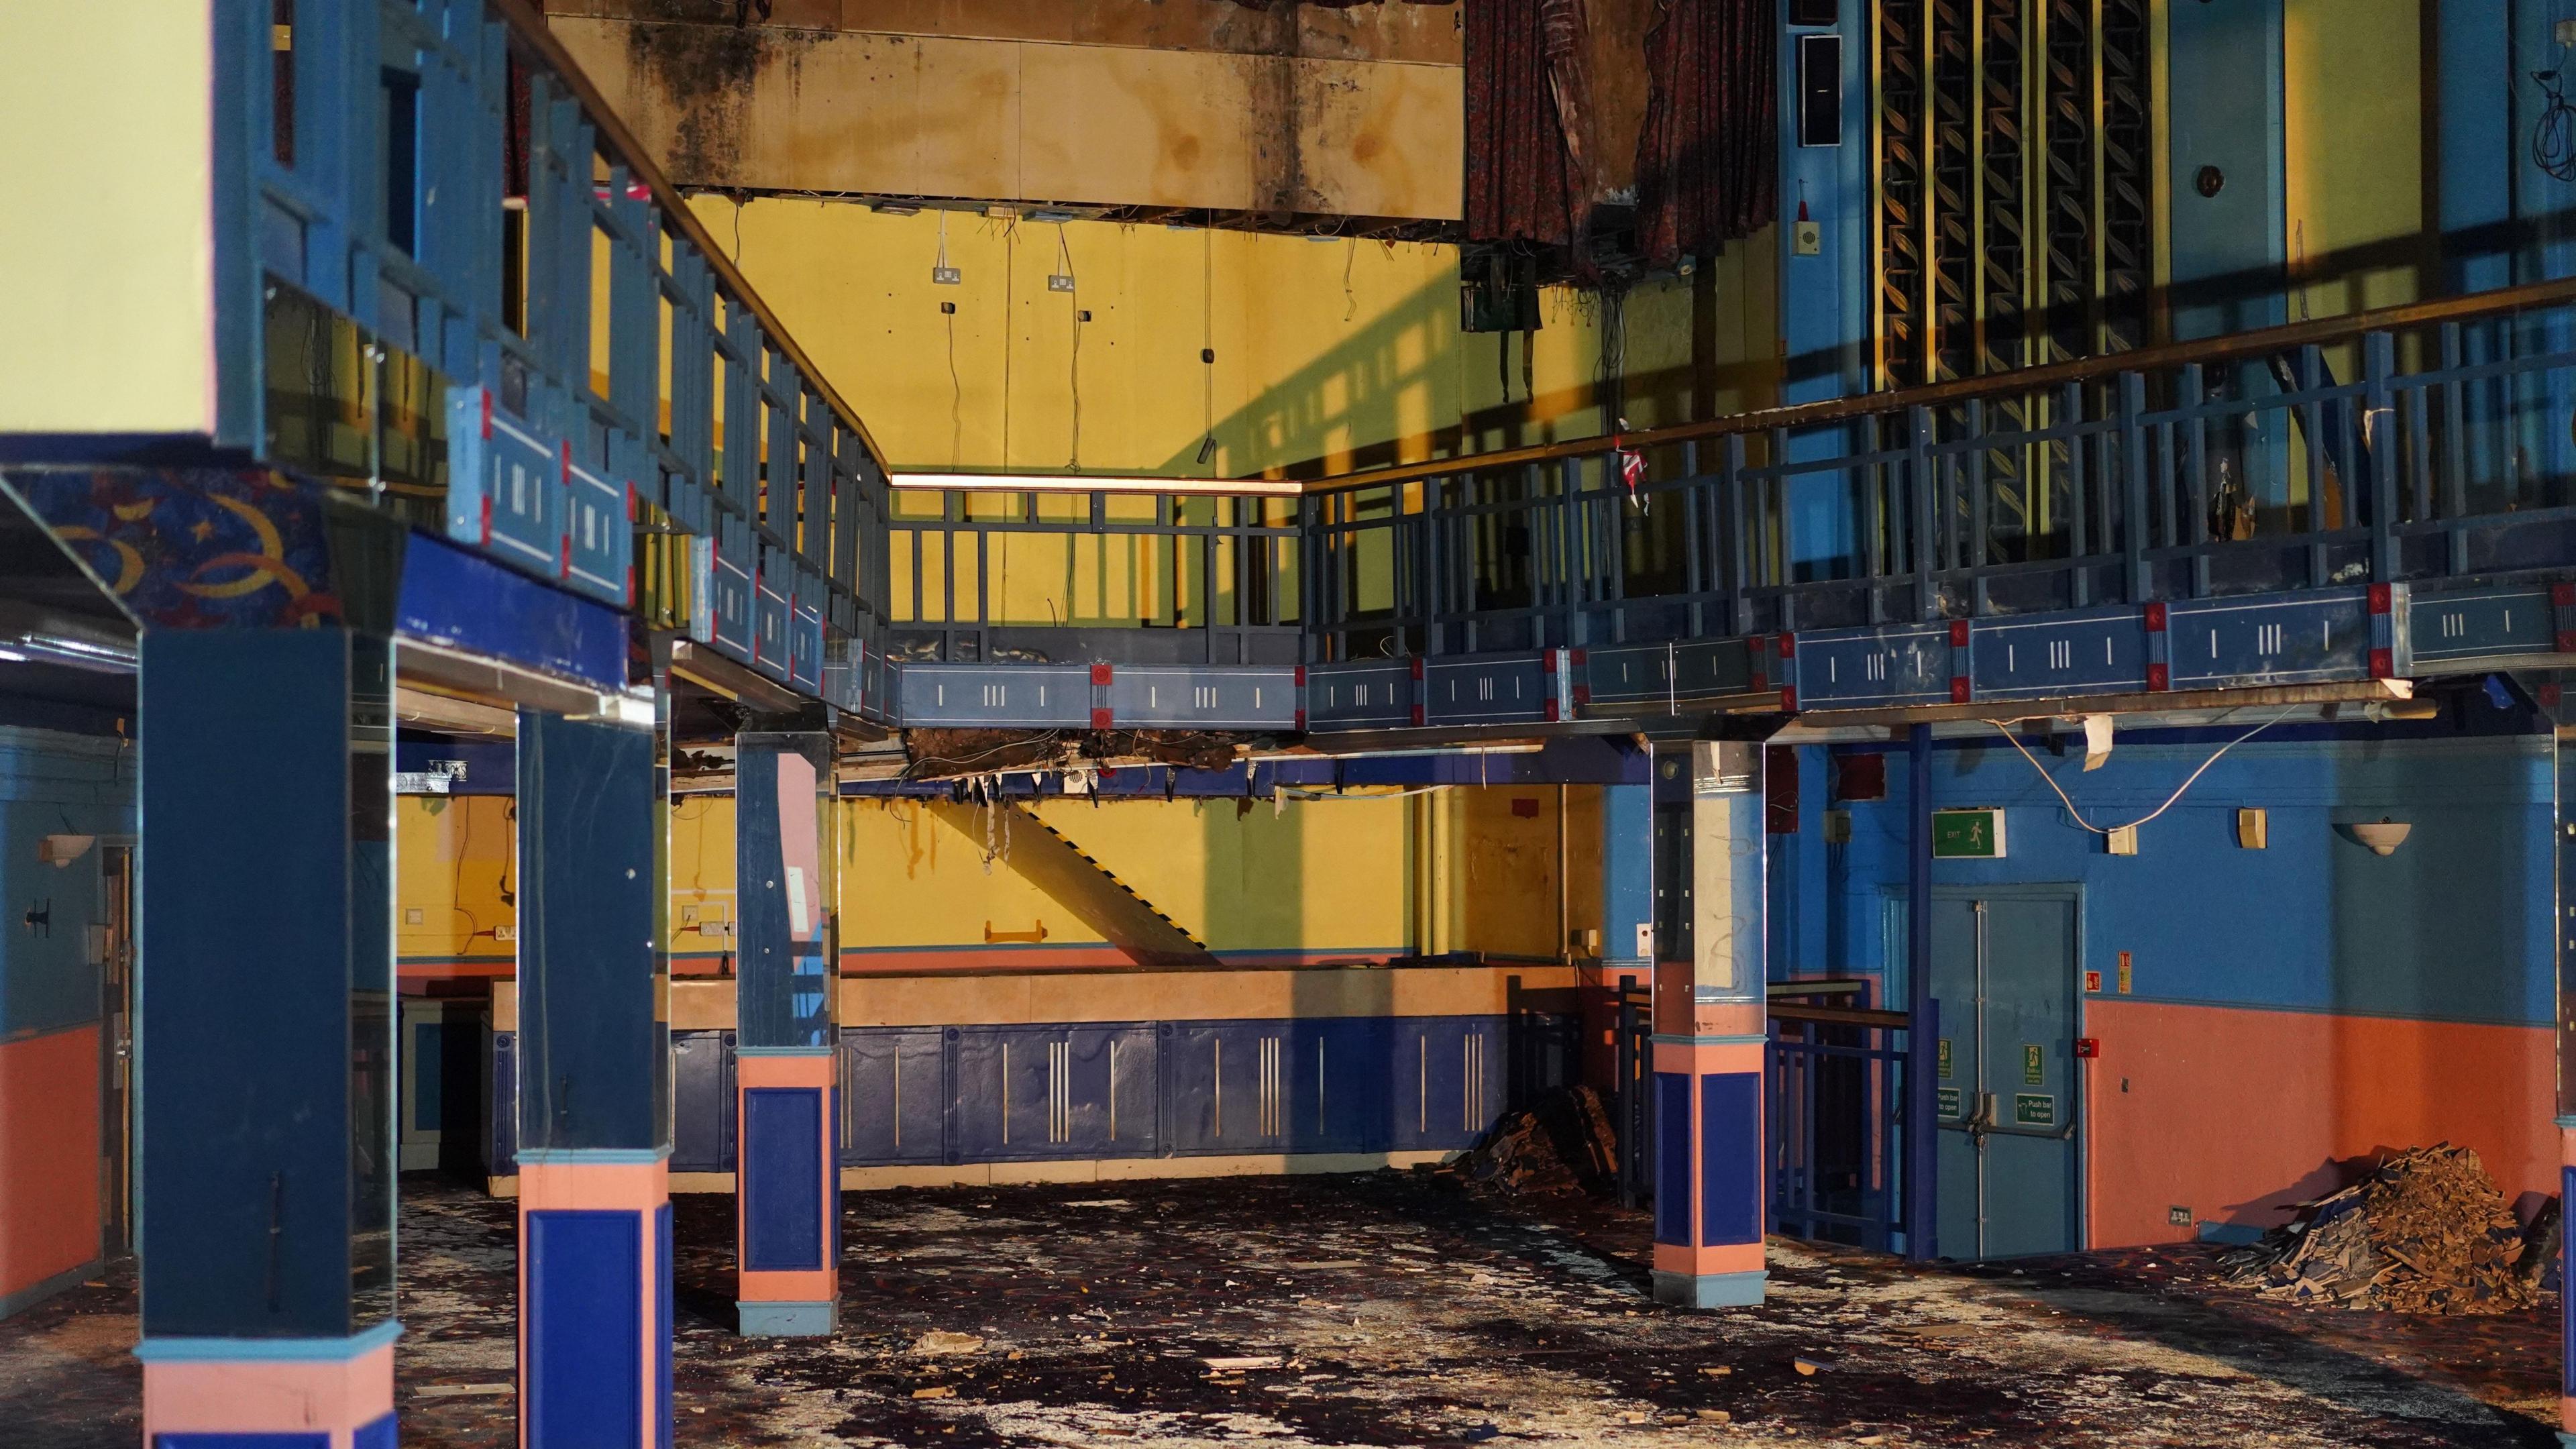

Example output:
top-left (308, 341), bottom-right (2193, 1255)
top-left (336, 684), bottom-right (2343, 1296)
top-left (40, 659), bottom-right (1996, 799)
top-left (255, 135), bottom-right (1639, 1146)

top-left (1966, 1091), bottom-right (1998, 1144)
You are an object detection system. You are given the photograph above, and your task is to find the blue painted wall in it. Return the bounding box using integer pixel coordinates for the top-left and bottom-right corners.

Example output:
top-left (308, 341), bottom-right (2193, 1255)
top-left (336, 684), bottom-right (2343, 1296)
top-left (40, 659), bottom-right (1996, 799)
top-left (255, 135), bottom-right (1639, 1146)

top-left (0, 727), bottom-right (132, 1041)
top-left (1776, 0), bottom-right (1872, 582)
top-left (1808, 727), bottom-right (2553, 1028)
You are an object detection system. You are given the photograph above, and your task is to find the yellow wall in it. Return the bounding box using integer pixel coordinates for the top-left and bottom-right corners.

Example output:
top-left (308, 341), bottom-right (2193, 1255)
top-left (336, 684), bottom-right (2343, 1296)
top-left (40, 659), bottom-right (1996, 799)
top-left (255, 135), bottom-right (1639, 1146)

top-left (1415, 786), bottom-right (1603, 963)
top-left (396, 784), bottom-right (1611, 971)
top-left (839, 792), bottom-right (1411, 957)
top-left (396, 796), bottom-right (519, 963)
top-left (694, 197), bottom-right (1778, 480)
top-left (0, 1), bottom-right (214, 437)
top-left (669, 794), bottom-right (739, 962)
top-left (2283, 0), bottom-right (2425, 325)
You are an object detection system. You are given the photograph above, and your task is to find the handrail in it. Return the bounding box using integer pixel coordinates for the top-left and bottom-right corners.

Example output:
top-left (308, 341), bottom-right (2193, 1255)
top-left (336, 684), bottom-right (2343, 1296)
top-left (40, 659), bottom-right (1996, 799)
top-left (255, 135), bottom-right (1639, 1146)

top-left (1770, 1004), bottom-right (1911, 1030)
top-left (1294, 272), bottom-right (2576, 496)
top-left (494, 0), bottom-right (890, 477)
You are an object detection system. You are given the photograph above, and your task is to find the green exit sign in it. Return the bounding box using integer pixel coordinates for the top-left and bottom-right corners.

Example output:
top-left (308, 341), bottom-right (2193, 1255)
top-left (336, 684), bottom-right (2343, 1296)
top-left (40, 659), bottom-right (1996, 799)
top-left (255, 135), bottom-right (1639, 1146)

top-left (1931, 808), bottom-right (2006, 858)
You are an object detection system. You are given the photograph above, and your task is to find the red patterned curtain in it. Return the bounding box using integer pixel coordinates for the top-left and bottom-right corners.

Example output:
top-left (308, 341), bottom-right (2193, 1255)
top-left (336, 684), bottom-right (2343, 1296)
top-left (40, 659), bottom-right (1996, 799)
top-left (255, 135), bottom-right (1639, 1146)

top-left (1464, 0), bottom-right (1588, 246)
top-left (1634, 0), bottom-right (1777, 265)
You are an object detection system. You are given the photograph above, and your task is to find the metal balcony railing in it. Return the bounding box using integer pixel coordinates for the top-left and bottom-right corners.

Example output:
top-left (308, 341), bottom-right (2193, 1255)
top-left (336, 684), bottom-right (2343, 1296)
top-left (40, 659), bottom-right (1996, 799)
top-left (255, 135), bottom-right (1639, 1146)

top-left (233, 0), bottom-right (894, 706)
top-left (1293, 275), bottom-right (2576, 664)
top-left (882, 485), bottom-right (1303, 667)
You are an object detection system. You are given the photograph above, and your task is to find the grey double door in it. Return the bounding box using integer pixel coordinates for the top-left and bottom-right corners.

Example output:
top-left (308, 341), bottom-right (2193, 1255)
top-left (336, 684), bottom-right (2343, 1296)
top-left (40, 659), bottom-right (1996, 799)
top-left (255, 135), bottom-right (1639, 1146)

top-left (1927, 890), bottom-right (2082, 1259)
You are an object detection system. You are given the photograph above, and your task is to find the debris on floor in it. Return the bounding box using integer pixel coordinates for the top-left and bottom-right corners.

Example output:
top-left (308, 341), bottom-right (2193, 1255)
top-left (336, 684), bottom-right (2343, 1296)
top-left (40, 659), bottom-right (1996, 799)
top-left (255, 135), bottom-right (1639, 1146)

top-left (1452, 1084), bottom-right (1621, 1198)
top-left (2220, 1144), bottom-right (2542, 1313)
top-left (0, 1171), bottom-right (2561, 1448)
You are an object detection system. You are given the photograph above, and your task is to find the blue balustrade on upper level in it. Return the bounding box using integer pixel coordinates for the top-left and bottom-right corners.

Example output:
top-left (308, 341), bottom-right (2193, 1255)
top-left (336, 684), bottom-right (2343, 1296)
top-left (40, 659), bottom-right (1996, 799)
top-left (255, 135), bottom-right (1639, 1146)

top-left (38, 0), bottom-right (900, 720)
top-left (891, 274), bottom-right (2576, 732)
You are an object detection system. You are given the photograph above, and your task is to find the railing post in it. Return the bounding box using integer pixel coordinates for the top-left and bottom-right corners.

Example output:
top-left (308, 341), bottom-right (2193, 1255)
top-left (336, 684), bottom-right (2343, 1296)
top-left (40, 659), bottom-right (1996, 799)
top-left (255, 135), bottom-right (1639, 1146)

top-left (1909, 405), bottom-right (1937, 622)
top-left (2120, 370), bottom-right (2150, 603)
top-left (2061, 382), bottom-right (2090, 606)
top-left (2364, 329), bottom-right (2399, 582)
top-left (1297, 493), bottom-right (1322, 664)
top-left (1560, 456), bottom-right (1585, 647)
top-left (1682, 441), bottom-right (1707, 637)
top-left (1723, 434), bottom-right (1750, 636)
top-left (1904, 722), bottom-right (1937, 1263)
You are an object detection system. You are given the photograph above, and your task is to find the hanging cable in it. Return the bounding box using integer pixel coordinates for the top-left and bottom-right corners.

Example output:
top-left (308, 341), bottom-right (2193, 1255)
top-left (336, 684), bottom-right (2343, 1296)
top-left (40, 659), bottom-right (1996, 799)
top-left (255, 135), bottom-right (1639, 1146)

top-left (1984, 706), bottom-right (2297, 836)
top-left (1275, 784), bottom-right (1452, 801)
top-left (1198, 225), bottom-right (1218, 473)
top-left (1000, 215), bottom-right (1017, 470)
top-left (2536, 60), bottom-right (2576, 182)
top-left (1059, 222), bottom-right (1083, 471)
top-left (939, 213), bottom-right (963, 469)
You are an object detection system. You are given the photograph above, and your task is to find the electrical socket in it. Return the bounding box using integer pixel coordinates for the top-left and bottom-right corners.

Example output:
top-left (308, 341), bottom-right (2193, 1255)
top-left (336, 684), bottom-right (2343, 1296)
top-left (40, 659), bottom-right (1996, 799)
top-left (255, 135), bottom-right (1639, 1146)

top-left (2167, 1205), bottom-right (2191, 1226)
top-left (932, 266), bottom-right (961, 285)
top-left (2559, 18), bottom-right (2576, 45)
top-left (1047, 274), bottom-right (1075, 293)
top-left (494, 924), bottom-right (517, 942)
top-left (1792, 219), bottom-right (1823, 256)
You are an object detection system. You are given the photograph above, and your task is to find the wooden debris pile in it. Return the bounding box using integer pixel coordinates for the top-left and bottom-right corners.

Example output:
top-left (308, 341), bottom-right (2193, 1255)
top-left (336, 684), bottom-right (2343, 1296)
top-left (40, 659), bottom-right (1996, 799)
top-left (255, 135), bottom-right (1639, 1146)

top-left (2217, 1144), bottom-right (2541, 1313)
top-left (1454, 1085), bottom-right (1621, 1198)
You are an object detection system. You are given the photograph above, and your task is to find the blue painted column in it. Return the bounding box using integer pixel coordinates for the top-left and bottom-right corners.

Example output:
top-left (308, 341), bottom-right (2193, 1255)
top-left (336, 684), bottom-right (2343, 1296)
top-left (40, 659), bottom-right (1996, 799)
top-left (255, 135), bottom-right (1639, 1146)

top-left (1651, 741), bottom-right (1766, 1309)
top-left (515, 700), bottom-right (672, 1449)
top-left (1903, 724), bottom-right (1937, 1260)
top-left (136, 628), bottom-right (399, 1449)
top-left (1603, 778), bottom-right (1654, 966)
top-left (2166, 0), bottom-right (2290, 523)
top-left (733, 730), bottom-right (839, 1336)
top-left (1776, 0), bottom-right (1870, 596)
top-left (2508, 2), bottom-right (2576, 501)
top-left (1601, 773), bottom-right (1653, 1105)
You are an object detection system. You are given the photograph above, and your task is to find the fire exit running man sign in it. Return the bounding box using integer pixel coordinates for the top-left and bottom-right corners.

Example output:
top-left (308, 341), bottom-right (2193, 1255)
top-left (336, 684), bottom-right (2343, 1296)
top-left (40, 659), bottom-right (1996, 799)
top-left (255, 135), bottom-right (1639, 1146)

top-left (1931, 808), bottom-right (2006, 858)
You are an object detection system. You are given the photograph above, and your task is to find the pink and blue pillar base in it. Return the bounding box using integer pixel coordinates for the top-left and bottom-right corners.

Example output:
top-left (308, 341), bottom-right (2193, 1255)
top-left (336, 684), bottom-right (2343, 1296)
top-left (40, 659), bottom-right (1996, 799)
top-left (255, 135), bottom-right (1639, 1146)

top-left (733, 731), bottom-right (840, 1338)
top-left (1650, 1014), bottom-right (1768, 1309)
top-left (519, 1154), bottom-right (673, 1449)
top-left (133, 628), bottom-right (405, 1448)
top-left (138, 1326), bottom-right (399, 1449)
top-left (2561, 1123), bottom-right (2576, 1446)
top-left (735, 1051), bottom-right (839, 1337)
top-left (513, 708), bottom-right (676, 1444)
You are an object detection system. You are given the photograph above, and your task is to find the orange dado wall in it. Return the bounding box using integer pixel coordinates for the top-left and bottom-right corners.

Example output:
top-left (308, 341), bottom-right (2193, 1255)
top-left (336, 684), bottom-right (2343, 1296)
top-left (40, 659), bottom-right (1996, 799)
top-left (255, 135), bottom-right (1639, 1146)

top-left (2083, 1001), bottom-right (2557, 1246)
top-left (0, 1024), bottom-right (100, 1304)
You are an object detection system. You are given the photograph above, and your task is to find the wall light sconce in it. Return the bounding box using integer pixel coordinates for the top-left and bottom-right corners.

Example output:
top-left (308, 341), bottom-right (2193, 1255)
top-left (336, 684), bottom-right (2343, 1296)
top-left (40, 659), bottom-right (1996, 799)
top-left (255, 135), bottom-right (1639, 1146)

top-left (38, 833), bottom-right (94, 868)
top-left (2345, 817), bottom-right (2412, 856)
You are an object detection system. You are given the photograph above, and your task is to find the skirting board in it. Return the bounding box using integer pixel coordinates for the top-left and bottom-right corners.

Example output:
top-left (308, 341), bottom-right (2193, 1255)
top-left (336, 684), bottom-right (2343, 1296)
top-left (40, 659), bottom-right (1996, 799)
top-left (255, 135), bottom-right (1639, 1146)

top-left (490, 1150), bottom-right (1462, 1199)
top-left (0, 1257), bottom-right (102, 1320)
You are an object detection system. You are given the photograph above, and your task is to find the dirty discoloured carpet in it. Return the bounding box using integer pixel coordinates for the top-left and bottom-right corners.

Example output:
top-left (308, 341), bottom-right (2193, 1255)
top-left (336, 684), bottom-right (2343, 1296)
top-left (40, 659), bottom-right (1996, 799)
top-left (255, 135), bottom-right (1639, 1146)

top-left (0, 1173), bottom-right (2557, 1447)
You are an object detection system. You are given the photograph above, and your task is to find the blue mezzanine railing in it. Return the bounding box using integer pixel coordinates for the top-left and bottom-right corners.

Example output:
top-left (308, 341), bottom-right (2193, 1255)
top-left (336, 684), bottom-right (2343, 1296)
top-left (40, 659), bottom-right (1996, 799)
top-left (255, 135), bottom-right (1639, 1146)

top-left (216, 0), bottom-right (893, 715)
top-left (1295, 275), bottom-right (2576, 668)
top-left (882, 484), bottom-right (1305, 668)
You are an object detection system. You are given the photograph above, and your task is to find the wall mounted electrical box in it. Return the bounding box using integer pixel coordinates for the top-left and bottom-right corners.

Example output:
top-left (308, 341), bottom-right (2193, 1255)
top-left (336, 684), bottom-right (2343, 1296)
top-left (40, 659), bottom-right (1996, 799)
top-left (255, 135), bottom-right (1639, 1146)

top-left (2106, 824), bottom-right (2139, 856)
top-left (2237, 808), bottom-right (2267, 848)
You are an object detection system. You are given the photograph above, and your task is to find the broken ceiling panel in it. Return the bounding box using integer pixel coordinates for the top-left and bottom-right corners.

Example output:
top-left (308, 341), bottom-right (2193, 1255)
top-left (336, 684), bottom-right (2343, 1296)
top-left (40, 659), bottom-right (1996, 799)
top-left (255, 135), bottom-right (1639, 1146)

top-left (544, 5), bottom-right (1463, 218)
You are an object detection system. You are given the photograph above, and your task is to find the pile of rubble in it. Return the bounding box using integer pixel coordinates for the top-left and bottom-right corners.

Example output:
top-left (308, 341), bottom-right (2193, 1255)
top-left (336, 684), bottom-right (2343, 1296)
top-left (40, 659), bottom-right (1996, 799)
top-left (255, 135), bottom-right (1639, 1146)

top-left (1453, 1085), bottom-right (1621, 1199)
top-left (2217, 1144), bottom-right (2548, 1314)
